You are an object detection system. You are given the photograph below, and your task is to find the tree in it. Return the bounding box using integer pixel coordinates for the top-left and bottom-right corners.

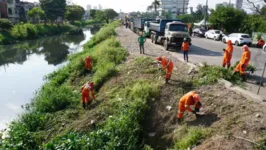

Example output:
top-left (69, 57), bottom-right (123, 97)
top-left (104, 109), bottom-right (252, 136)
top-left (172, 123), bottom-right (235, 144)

top-left (209, 6), bottom-right (246, 33)
top-left (27, 7), bottom-right (45, 23)
top-left (94, 10), bottom-right (107, 22)
top-left (89, 9), bottom-right (97, 19)
top-left (147, 0), bottom-right (160, 15)
top-left (40, 0), bottom-right (66, 23)
top-left (240, 14), bottom-right (266, 34)
top-left (177, 14), bottom-right (194, 23)
top-left (105, 9), bottom-right (118, 20)
top-left (65, 5), bottom-right (85, 22)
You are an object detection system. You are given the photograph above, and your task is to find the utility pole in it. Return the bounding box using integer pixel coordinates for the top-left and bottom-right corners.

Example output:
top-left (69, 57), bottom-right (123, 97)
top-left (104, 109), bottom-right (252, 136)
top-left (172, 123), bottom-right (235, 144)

top-left (204, 0), bottom-right (208, 29)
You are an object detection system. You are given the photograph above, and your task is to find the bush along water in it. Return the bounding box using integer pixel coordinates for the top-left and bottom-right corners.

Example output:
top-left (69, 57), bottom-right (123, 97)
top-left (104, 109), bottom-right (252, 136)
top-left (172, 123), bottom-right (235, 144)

top-left (0, 21), bottom-right (127, 149)
top-left (0, 23), bottom-right (81, 45)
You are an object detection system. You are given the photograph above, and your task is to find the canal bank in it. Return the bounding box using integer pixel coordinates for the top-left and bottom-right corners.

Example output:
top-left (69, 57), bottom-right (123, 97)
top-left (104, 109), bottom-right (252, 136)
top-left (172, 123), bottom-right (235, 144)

top-left (0, 27), bottom-right (99, 130)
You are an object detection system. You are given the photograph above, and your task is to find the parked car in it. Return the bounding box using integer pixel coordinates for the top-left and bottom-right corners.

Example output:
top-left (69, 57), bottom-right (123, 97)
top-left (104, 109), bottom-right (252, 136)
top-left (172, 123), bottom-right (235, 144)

top-left (263, 43), bottom-right (266, 52)
top-left (192, 28), bottom-right (207, 37)
top-left (205, 30), bottom-right (223, 41)
top-left (222, 33), bottom-right (252, 46)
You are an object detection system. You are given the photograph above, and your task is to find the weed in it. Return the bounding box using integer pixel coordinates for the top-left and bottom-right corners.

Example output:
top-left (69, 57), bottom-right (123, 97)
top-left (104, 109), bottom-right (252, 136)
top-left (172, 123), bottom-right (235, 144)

top-left (255, 137), bottom-right (266, 150)
top-left (174, 126), bottom-right (212, 150)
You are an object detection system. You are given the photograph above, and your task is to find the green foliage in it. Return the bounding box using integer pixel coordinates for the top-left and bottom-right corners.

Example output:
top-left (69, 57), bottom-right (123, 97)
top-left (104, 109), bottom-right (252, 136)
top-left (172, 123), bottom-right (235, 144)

top-left (65, 5), bottom-right (85, 22)
top-left (94, 10), bottom-right (107, 22)
top-left (174, 127), bottom-right (212, 150)
top-left (89, 9), bottom-right (97, 19)
top-left (105, 9), bottom-right (118, 20)
top-left (85, 21), bottom-right (120, 48)
top-left (255, 138), bottom-right (266, 150)
top-left (194, 63), bottom-right (242, 86)
top-left (209, 6), bottom-right (246, 33)
top-left (0, 19), bottom-right (13, 30)
top-left (45, 81), bottom-right (159, 149)
top-left (240, 15), bottom-right (266, 35)
top-left (33, 85), bottom-right (79, 113)
top-left (40, 0), bottom-right (66, 21)
top-left (28, 7), bottom-right (45, 23)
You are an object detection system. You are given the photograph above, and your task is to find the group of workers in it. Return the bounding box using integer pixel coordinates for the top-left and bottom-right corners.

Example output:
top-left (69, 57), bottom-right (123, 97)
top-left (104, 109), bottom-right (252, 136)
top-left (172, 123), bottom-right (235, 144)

top-left (222, 40), bottom-right (251, 81)
top-left (81, 55), bottom-right (96, 109)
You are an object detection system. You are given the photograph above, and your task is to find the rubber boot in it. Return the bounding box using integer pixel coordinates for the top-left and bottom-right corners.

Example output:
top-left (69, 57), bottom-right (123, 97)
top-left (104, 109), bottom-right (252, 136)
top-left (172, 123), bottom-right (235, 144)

top-left (241, 75), bottom-right (246, 81)
top-left (222, 63), bottom-right (226, 68)
top-left (227, 64), bottom-right (231, 69)
top-left (82, 102), bottom-right (86, 109)
top-left (177, 118), bottom-right (182, 124)
top-left (165, 79), bottom-right (169, 84)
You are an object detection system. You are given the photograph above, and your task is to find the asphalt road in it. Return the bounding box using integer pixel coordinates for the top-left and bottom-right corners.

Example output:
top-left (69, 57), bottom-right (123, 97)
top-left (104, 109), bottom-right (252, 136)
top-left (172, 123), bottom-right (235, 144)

top-left (177, 37), bottom-right (266, 99)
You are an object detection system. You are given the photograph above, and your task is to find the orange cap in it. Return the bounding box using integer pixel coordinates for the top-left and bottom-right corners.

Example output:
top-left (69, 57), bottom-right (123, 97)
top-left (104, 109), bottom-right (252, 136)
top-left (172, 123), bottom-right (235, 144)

top-left (157, 56), bottom-right (162, 61)
top-left (193, 94), bottom-right (200, 102)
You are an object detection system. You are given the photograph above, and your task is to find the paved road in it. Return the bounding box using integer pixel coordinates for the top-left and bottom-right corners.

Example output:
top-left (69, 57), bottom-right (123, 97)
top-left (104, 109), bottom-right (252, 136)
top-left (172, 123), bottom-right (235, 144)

top-left (177, 37), bottom-right (266, 99)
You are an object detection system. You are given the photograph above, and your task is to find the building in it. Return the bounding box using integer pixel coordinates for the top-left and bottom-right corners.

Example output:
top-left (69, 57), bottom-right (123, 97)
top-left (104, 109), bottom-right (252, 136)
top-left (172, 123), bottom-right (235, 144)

top-left (98, 4), bottom-right (102, 10)
top-left (0, 0), bottom-right (8, 18)
top-left (87, 4), bottom-right (91, 11)
top-left (216, 2), bottom-right (234, 8)
top-left (158, 0), bottom-right (189, 19)
top-left (7, 0), bottom-right (20, 23)
top-left (235, 0), bottom-right (243, 9)
top-left (19, 2), bottom-right (34, 22)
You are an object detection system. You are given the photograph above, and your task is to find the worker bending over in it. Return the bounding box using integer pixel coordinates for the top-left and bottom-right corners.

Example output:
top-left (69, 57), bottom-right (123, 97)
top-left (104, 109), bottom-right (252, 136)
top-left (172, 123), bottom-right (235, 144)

top-left (85, 56), bottom-right (92, 73)
top-left (234, 45), bottom-right (251, 81)
top-left (157, 56), bottom-right (174, 84)
top-left (81, 82), bottom-right (96, 109)
top-left (222, 40), bottom-right (234, 69)
top-left (177, 91), bottom-right (202, 124)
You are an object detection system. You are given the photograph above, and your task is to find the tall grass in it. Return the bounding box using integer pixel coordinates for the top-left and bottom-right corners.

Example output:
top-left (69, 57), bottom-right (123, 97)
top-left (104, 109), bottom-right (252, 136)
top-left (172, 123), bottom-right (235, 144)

top-left (44, 80), bottom-right (160, 149)
top-left (0, 21), bottom-right (126, 149)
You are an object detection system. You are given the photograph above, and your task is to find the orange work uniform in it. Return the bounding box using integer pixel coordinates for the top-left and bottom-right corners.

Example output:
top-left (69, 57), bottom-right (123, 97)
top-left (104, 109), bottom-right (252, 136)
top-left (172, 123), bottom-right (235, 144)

top-left (81, 82), bottom-right (95, 104)
top-left (222, 40), bottom-right (233, 67)
top-left (161, 56), bottom-right (174, 80)
top-left (177, 91), bottom-right (201, 119)
top-left (234, 48), bottom-right (251, 75)
top-left (182, 42), bottom-right (189, 51)
top-left (257, 39), bottom-right (265, 47)
top-left (85, 56), bottom-right (92, 70)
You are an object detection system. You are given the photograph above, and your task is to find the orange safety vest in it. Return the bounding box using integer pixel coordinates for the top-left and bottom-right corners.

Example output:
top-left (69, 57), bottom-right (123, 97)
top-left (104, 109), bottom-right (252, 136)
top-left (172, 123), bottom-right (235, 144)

top-left (182, 42), bottom-right (189, 51)
top-left (240, 50), bottom-right (251, 65)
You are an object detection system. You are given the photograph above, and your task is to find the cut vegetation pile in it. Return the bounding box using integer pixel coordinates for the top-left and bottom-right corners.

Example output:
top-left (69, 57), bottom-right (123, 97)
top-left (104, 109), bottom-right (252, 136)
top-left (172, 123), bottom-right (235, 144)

top-left (1, 22), bottom-right (266, 150)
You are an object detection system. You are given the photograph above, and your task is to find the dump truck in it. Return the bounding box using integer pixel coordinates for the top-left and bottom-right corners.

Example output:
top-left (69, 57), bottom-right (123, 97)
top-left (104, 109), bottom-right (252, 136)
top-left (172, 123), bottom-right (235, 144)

top-left (132, 18), bottom-right (155, 33)
top-left (150, 19), bottom-right (191, 50)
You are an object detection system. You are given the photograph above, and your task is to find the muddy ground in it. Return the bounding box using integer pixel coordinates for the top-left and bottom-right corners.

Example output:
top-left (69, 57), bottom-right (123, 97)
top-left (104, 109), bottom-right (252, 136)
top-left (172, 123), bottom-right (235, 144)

top-left (116, 26), bottom-right (266, 150)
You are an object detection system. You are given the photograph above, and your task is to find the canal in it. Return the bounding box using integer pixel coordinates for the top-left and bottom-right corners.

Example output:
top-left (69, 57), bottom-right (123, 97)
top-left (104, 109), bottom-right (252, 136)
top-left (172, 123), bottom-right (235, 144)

top-left (0, 27), bottom-right (98, 129)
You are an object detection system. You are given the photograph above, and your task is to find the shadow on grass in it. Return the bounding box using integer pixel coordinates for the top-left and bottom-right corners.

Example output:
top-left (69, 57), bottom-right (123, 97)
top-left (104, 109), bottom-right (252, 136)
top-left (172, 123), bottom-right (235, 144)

top-left (186, 113), bottom-right (220, 127)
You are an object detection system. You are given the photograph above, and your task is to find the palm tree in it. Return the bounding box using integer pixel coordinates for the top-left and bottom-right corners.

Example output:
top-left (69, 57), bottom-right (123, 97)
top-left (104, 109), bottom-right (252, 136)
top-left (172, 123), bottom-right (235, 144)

top-left (147, 0), bottom-right (160, 14)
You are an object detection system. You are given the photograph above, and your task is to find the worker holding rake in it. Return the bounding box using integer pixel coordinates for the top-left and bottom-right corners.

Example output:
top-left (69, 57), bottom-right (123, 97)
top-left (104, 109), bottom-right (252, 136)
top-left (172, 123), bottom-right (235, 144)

top-left (157, 56), bottom-right (174, 84)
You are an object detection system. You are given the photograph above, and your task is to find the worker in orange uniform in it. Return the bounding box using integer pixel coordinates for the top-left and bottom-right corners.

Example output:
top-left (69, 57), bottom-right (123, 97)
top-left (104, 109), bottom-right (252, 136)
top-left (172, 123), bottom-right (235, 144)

top-left (85, 56), bottom-right (92, 73)
top-left (177, 91), bottom-right (202, 124)
top-left (256, 38), bottom-right (265, 48)
top-left (81, 82), bottom-right (96, 109)
top-left (182, 38), bottom-right (190, 62)
top-left (157, 56), bottom-right (174, 84)
top-left (234, 45), bottom-right (251, 81)
top-left (222, 40), bottom-right (233, 69)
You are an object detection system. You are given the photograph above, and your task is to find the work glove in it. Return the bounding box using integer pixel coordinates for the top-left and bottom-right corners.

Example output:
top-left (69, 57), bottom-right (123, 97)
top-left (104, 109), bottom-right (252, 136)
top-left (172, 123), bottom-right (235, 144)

top-left (192, 110), bottom-right (197, 114)
top-left (223, 49), bottom-right (225, 52)
top-left (241, 64), bottom-right (246, 69)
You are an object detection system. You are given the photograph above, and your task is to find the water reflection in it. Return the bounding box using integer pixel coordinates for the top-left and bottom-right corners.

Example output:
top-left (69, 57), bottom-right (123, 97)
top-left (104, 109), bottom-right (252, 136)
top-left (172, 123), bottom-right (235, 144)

top-left (0, 28), bottom-right (96, 130)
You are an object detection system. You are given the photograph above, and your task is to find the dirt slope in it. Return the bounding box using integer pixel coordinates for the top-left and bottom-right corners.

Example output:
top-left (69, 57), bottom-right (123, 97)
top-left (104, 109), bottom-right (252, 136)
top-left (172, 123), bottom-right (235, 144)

top-left (116, 26), bottom-right (266, 150)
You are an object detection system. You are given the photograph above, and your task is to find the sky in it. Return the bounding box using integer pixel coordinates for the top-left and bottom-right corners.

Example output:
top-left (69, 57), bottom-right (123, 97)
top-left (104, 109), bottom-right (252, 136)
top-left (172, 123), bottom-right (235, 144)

top-left (26, 0), bottom-right (263, 13)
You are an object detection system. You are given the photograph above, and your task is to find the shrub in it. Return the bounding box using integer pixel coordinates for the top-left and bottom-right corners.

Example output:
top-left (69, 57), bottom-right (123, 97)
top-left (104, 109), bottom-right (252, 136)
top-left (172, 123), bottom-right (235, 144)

top-left (0, 19), bottom-right (13, 30)
top-left (33, 85), bottom-right (79, 113)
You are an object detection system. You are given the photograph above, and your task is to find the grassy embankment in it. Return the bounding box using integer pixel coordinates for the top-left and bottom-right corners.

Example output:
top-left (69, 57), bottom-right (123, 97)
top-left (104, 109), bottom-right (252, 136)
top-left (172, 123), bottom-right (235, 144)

top-left (1, 20), bottom-right (265, 150)
top-left (0, 23), bottom-right (82, 45)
